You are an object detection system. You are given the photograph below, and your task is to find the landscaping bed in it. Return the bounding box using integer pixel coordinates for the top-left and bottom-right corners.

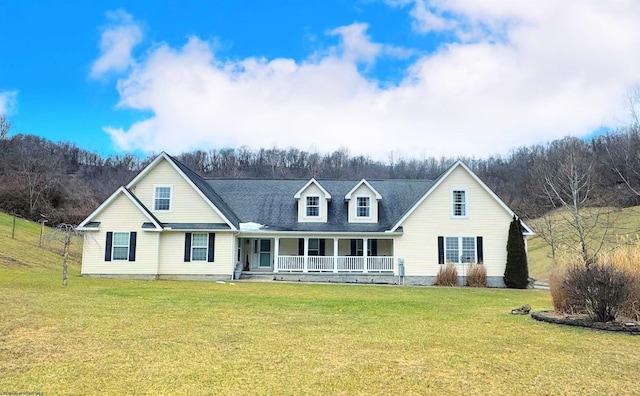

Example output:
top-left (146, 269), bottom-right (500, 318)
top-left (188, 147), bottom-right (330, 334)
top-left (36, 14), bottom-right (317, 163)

top-left (531, 310), bottom-right (640, 335)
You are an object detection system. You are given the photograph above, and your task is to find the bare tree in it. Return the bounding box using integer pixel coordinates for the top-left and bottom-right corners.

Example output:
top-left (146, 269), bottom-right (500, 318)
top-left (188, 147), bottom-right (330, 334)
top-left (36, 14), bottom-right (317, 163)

top-left (533, 137), bottom-right (621, 265)
top-left (0, 114), bottom-right (9, 140)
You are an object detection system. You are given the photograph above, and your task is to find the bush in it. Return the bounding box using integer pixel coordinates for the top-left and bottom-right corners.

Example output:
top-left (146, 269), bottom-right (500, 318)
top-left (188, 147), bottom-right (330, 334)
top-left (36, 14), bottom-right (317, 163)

top-left (504, 216), bottom-right (529, 289)
top-left (549, 266), bottom-right (581, 314)
top-left (466, 264), bottom-right (487, 287)
top-left (435, 263), bottom-right (458, 286)
top-left (605, 247), bottom-right (640, 321)
top-left (564, 263), bottom-right (631, 322)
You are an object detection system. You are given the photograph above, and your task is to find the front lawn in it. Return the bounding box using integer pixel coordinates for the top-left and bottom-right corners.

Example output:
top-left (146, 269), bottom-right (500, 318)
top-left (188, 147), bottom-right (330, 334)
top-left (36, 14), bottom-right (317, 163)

top-left (2, 262), bottom-right (639, 395)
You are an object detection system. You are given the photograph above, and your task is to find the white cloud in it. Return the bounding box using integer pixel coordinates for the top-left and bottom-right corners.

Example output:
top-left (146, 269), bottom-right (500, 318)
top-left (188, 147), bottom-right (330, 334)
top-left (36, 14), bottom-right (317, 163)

top-left (90, 9), bottom-right (143, 78)
top-left (101, 2), bottom-right (640, 160)
top-left (0, 90), bottom-right (17, 115)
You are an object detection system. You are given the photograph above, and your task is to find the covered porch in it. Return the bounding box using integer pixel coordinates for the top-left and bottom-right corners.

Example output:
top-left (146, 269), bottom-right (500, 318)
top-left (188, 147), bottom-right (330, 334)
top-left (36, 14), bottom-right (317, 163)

top-left (237, 236), bottom-right (395, 274)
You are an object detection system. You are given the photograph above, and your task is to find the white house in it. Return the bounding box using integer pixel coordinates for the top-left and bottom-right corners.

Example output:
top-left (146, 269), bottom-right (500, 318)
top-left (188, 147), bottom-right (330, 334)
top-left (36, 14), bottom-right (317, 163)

top-left (78, 152), bottom-right (533, 286)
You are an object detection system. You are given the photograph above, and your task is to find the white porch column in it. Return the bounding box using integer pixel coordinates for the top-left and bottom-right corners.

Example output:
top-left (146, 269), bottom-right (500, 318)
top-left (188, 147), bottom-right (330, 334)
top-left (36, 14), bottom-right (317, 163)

top-left (304, 237), bottom-right (309, 273)
top-left (333, 237), bottom-right (338, 273)
top-left (273, 237), bottom-right (279, 273)
top-left (363, 237), bottom-right (368, 273)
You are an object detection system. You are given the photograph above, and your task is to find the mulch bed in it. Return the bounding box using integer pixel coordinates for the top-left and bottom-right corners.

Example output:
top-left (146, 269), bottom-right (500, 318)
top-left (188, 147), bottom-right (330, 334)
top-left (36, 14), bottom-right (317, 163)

top-left (531, 310), bottom-right (640, 335)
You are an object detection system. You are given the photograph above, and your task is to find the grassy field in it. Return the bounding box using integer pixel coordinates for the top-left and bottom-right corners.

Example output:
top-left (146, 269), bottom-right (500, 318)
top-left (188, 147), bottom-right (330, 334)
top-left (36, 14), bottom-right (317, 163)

top-left (2, 213), bottom-right (640, 395)
top-left (526, 206), bottom-right (640, 282)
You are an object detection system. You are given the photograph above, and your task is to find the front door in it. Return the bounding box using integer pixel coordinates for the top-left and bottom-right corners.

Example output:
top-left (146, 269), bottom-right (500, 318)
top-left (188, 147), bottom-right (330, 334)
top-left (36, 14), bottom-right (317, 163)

top-left (258, 239), bottom-right (272, 267)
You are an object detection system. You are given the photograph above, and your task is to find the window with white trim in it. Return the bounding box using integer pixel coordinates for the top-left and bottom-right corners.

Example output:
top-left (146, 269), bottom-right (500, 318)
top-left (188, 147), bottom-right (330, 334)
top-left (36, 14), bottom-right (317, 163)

top-left (112, 232), bottom-right (130, 261)
top-left (356, 196), bottom-right (370, 217)
top-left (154, 186), bottom-right (172, 211)
top-left (306, 196), bottom-right (320, 217)
top-left (452, 190), bottom-right (467, 217)
top-left (191, 233), bottom-right (208, 261)
top-left (445, 236), bottom-right (476, 263)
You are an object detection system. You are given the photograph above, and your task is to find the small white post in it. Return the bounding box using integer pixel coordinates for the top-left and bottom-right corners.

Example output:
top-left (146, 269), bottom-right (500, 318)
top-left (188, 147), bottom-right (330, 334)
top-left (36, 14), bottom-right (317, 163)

top-left (273, 237), bottom-right (279, 273)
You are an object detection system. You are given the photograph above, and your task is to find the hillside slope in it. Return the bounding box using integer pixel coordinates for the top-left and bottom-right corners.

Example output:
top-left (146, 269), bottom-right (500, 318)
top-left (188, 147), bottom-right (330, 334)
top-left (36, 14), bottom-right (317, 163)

top-left (527, 206), bottom-right (640, 281)
top-left (0, 211), bottom-right (82, 281)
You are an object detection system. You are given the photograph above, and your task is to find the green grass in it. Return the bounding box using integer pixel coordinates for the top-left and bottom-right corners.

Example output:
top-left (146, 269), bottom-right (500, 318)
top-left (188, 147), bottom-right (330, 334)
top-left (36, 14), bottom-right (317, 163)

top-left (527, 206), bottom-right (640, 282)
top-left (2, 212), bottom-right (640, 395)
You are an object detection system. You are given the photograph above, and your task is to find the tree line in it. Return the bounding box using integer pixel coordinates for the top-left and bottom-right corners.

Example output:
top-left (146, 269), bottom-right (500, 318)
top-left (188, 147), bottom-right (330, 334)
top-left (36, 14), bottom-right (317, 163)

top-left (1, 113), bottom-right (639, 228)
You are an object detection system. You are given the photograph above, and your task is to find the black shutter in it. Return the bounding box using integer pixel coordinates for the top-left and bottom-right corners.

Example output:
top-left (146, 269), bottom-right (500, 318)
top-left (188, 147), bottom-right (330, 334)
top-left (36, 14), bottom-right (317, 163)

top-left (105, 232), bottom-right (113, 261)
top-left (437, 236), bottom-right (444, 264)
top-left (476, 236), bottom-right (484, 264)
top-left (184, 233), bottom-right (192, 262)
top-left (128, 232), bottom-right (137, 262)
top-left (207, 233), bottom-right (215, 262)
top-left (298, 238), bottom-right (304, 255)
top-left (350, 239), bottom-right (357, 256)
top-left (370, 239), bottom-right (378, 256)
top-left (319, 239), bottom-right (326, 256)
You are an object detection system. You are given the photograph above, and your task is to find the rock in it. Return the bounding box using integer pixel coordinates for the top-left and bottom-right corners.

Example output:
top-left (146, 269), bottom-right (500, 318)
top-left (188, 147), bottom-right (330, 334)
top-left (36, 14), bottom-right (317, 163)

top-left (511, 304), bottom-right (531, 315)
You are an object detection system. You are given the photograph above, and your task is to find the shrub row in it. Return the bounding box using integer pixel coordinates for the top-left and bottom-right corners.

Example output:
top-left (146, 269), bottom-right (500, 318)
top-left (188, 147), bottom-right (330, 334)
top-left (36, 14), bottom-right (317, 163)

top-left (435, 263), bottom-right (487, 287)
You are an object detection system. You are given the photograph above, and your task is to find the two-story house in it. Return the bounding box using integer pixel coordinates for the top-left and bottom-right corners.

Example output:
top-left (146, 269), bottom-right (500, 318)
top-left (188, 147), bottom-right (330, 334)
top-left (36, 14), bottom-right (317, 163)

top-left (78, 152), bottom-right (532, 286)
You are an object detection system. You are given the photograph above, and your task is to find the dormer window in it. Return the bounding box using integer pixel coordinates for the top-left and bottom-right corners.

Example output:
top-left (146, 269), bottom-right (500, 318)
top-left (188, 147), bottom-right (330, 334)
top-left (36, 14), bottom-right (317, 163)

top-left (306, 196), bottom-right (320, 217)
top-left (154, 186), bottom-right (172, 211)
top-left (452, 190), bottom-right (467, 217)
top-left (356, 196), bottom-right (370, 217)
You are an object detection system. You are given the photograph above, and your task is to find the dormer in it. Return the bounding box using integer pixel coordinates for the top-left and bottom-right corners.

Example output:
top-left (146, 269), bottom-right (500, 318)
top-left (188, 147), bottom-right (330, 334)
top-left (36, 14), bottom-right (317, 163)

top-left (294, 179), bottom-right (331, 223)
top-left (345, 179), bottom-right (381, 223)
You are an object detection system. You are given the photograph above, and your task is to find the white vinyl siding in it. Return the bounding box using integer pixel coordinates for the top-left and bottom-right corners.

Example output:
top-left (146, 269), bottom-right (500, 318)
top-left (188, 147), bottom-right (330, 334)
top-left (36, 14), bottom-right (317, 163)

top-left (297, 183), bottom-right (328, 223)
top-left (130, 159), bottom-right (227, 224)
top-left (81, 194), bottom-right (159, 275)
top-left (394, 166), bottom-right (514, 277)
top-left (159, 232), bottom-right (235, 275)
top-left (347, 184), bottom-right (378, 223)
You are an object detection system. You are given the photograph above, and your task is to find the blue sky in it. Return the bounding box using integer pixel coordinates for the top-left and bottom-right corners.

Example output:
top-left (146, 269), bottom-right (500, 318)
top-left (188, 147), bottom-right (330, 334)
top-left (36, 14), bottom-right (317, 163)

top-left (2, 1), bottom-right (640, 160)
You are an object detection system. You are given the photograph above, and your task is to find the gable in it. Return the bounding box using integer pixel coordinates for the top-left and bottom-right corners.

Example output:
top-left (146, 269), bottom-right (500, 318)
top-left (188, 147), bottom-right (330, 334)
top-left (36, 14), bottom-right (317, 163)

top-left (129, 158), bottom-right (227, 224)
top-left (347, 182), bottom-right (379, 223)
top-left (86, 191), bottom-right (154, 230)
top-left (393, 162), bottom-right (532, 234)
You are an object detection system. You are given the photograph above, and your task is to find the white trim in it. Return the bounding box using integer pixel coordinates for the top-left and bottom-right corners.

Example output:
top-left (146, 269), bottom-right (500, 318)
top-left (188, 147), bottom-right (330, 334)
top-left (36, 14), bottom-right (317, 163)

top-left (391, 160), bottom-right (534, 235)
top-left (112, 231), bottom-right (131, 261)
top-left (190, 233), bottom-right (209, 261)
top-left (355, 195), bottom-right (372, 218)
top-left (78, 187), bottom-right (162, 231)
top-left (126, 152), bottom-right (238, 231)
top-left (153, 185), bottom-right (173, 212)
top-left (443, 235), bottom-right (477, 264)
top-left (293, 178), bottom-right (332, 200)
top-left (305, 195), bottom-right (321, 218)
top-left (345, 179), bottom-right (382, 201)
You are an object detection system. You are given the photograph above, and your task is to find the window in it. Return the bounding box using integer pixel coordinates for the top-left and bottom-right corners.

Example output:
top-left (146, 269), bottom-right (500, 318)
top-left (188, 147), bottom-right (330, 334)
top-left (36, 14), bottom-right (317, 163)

top-left (154, 186), bottom-right (172, 211)
top-left (308, 238), bottom-right (320, 256)
top-left (184, 233), bottom-right (215, 262)
top-left (444, 236), bottom-right (476, 263)
top-left (105, 231), bottom-right (136, 262)
top-left (452, 190), bottom-right (467, 217)
top-left (112, 232), bottom-right (130, 260)
top-left (356, 196), bottom-right (370, 217)
top-left (191, 233), bottom-right (208, 261)
top-left (306, 196), bottom-right (319, 217)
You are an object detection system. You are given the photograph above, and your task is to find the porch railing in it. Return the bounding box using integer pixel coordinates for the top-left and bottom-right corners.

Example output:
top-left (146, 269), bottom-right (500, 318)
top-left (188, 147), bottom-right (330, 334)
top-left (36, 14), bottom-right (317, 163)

top-left (277, 255), bottom-right (394, 273)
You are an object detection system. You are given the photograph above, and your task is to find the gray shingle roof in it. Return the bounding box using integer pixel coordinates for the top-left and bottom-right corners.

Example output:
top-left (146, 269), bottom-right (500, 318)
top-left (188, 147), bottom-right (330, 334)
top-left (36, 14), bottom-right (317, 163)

top-left (207, 179), bottom-right (436, 232)
top-left (164, 153), bottom-right (442, 233)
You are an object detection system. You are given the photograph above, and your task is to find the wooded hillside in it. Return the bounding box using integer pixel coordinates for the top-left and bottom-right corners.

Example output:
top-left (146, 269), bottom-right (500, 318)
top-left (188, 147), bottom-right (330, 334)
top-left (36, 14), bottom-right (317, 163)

top-left (1, 113), bottom-right (639, 225)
